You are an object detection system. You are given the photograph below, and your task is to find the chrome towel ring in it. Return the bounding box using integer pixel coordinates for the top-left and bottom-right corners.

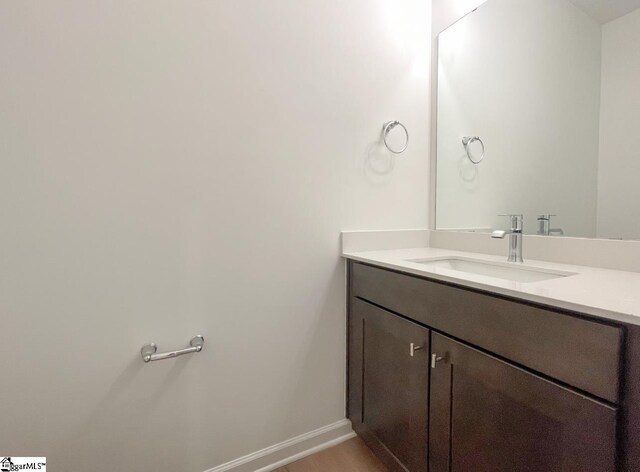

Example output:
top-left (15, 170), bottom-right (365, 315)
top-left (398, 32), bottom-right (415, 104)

top-left (383, 121), bottom-right (409, 154)
top-left (462, 136), bottom-right (485, 164)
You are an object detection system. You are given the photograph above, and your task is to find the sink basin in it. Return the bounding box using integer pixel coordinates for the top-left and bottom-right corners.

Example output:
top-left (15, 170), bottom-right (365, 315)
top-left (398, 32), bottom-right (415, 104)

top-left (408, 257), bottom-right (576, 283)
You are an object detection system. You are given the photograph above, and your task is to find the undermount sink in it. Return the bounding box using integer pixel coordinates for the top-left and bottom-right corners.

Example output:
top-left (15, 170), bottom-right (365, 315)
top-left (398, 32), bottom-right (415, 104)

top-left (408, 257), bottom-right (576, 283)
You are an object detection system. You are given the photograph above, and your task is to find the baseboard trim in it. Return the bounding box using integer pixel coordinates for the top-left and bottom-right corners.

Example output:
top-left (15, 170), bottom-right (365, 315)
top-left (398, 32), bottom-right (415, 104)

top-left (204, 419), bottom-right (356, 472)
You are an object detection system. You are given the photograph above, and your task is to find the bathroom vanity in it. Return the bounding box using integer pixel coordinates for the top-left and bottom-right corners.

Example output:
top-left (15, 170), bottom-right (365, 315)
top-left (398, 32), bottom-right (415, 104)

top-left (345, 251), bottom-right (640, 472)
top-left (346, 0), bottom-right (640, 468)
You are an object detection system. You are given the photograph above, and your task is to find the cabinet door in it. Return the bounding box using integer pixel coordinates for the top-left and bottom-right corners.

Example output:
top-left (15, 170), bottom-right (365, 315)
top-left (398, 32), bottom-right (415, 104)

top-left (349, 298), bottom-right (429, 472)
top-left (429, 333), bottom-right (617, 472)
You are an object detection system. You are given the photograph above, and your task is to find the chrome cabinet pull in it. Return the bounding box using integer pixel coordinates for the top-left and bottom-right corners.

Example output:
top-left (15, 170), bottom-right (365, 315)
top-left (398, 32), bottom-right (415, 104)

top-left (431, 353), bottom-right (444, 369)
top-left (141, 335), bottom-right (204, 363)
top-left (410, 342), bottom-right (424, 357)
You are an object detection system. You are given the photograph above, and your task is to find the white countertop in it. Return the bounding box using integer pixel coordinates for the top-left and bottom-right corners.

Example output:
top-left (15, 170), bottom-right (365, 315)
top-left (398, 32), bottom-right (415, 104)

top-left (343, 247), bottom-right (640, 326)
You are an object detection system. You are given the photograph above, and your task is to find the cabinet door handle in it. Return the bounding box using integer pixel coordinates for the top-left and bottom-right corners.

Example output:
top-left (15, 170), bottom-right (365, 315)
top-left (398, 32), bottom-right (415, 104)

top-left (410, 343), bottom-right (424, 357)
top-left (431, 353), bottom-right (444, 368)
top-left (409, 343), bottom-right (424, 357)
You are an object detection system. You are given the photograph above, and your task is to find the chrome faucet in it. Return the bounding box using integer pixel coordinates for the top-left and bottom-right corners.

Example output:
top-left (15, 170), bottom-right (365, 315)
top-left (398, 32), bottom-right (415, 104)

top-left (537, 214), bottom-right (555, 235)
top-left (537, 214), bottom-right (564, 236)
top-left (492, 214), bottom-right (524, 263)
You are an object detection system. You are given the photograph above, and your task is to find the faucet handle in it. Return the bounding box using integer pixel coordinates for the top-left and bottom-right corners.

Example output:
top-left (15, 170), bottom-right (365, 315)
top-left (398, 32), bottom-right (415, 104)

top-left (498, 214), bottom-right (523, 231)
top-left (537, 214), bottom-right (557, 221)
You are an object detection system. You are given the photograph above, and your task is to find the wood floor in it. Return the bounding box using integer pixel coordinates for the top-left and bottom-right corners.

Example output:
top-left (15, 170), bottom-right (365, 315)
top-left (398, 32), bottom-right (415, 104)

top-left (273, 437), bottom-right (387, 472)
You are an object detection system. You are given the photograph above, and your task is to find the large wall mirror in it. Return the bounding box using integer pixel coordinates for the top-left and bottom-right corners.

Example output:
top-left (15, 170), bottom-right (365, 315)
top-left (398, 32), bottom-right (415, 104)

top-left (435, 0), bottom-right (640, 240)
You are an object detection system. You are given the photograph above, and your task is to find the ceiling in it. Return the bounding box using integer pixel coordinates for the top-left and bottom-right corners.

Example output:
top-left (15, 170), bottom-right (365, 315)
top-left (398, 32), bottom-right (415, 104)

top-left (569, 0), bottom-right (640, 23)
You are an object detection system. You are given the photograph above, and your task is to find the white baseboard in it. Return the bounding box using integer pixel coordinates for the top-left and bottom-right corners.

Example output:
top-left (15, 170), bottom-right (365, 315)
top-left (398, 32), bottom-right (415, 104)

top-left (204, 419), bottom-right (356, 472)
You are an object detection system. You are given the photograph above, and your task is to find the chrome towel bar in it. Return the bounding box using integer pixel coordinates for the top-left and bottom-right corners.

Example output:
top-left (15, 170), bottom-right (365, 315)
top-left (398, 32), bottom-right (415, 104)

top-left (141, 335), bottom-right (204, 363)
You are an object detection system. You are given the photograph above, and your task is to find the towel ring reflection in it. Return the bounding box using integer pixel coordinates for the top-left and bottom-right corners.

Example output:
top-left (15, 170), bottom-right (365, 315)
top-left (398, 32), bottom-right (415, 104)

top-left (462, 136), bottom-right (484, 164)
top-left (383, 121), bottom-right (409, 154)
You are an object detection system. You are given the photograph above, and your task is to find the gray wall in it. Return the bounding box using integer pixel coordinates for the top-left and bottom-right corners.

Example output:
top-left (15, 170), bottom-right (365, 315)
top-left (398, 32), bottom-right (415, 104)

top-left (0, 1), bottom-right (431, 470)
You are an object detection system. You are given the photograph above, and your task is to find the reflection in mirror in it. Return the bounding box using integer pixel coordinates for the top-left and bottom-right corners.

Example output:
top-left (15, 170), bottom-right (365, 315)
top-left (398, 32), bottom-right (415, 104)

top-left (435, 0), bottom-right (640, 240)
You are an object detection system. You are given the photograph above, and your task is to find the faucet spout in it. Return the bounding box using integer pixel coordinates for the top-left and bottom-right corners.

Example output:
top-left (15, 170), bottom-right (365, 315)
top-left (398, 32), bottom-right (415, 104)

top-left (491, 230), bottom-right (507, 239)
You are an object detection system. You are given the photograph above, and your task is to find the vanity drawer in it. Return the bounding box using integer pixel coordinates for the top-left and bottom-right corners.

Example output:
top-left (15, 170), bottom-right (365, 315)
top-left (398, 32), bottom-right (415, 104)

top-left (351, 262), bottom-right (623, 403)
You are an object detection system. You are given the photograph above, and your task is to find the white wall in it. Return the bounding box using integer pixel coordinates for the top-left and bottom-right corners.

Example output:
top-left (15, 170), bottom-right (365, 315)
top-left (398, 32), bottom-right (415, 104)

top-left (432, 0), bottom-right (487, 34)
top-left (596, 8), bottom-right (640, 240)
top-left (0, 2), bottom-right (430, 471)
top-left (435, 0), bottom-right (602, 236)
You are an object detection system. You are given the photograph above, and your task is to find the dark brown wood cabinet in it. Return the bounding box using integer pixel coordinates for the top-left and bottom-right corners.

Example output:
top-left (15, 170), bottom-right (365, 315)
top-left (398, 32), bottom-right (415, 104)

top-left (429, 333), bottom-right (617, 472)
top-left (351, 261), bottom-right (622, 403)
top-left (346, 261), bottom-right (637, 472)
top-left (349, 298), bottom-right (430, 472)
